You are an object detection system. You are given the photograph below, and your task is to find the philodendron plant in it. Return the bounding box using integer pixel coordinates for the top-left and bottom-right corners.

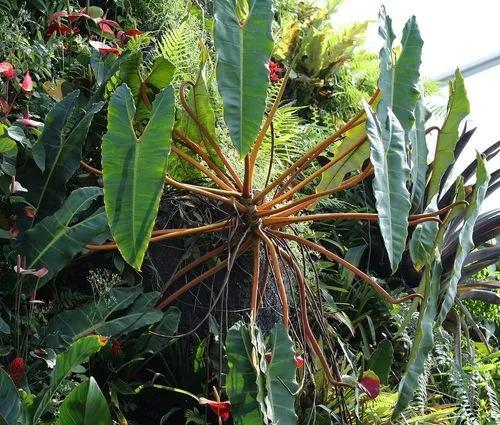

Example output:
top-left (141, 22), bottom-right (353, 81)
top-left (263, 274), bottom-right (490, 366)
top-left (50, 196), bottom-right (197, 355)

top-left (3, 0), bottom-right (494, 423)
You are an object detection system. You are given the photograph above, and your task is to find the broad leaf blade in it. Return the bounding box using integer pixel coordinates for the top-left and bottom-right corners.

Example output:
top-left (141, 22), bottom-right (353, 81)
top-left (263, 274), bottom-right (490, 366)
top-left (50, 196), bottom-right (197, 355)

top-left (102, 84), bottom-right (175, 270)
top-left (214, 0), bottom-right (274, 156)
top-left (437, 153), bottom-right (490, 324)
top-left (24, 92), bottom-right (103, 219)
top-left (409, 195), bottom-right (439, 270)
top-left (365, 105), bottom-right (411, 272)
top-left (57, 377), bottom-right (112, 425)
top-left (33, 336), bottom-right (107, 423)
top-left (264, 323), bottom-right (298, 425)
top-left (427, 70), bottom-right (470, 202)
top-left (0, 368), bottom-right (20, 425)
top-left (226, 322), bottom-right (263, 425)
top-left (21, 187), bottom-right (107, 284)
top-left (410, 98), bottom-right (428, 210)
top-left (393, 260), bottom-right (442, 419)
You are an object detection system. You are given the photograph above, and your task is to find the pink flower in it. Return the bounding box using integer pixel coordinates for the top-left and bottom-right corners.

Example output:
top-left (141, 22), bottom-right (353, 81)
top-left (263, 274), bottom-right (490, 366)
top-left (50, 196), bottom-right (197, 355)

top-left (13, 265), bottom-right (48, 278)
top-left (295, 355), bottom-right (304, 369)
top-left (268, 60), bottom-right (284, 83)
top-left (95, 18), bottom-right (119, 34)
top-left (358, 371), bottom-right (380, 400)
top-left (89, 40), bottom-right (120, 56)
top-left (21, 72), bottom-right (33, 92)
top-left (16, 110), bottom-right (43, 128)
top-left (199, 398), bottom-right (231, 421)
top-left (0, 62), bottom-right (15, 79)
top-left (47, 21), bottom-right (73, 37)
top-left (24, 206), bottom-right (36, 218)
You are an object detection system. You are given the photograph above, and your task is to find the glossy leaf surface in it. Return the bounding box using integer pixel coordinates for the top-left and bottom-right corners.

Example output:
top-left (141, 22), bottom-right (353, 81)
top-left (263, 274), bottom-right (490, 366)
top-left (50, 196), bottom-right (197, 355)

top-left (102, 84), bottom-right (175, 270)
top-left (214, 0), bottom-right (274, 156)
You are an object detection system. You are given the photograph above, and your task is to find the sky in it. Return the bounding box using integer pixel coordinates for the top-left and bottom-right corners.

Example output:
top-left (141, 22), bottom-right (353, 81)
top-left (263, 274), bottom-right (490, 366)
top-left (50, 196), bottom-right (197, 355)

top-left (329, 0), bottom-right (500, 209)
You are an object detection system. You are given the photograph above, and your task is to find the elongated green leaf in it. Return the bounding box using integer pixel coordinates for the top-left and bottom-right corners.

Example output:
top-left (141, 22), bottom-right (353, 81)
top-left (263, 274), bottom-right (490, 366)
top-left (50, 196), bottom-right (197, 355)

top-left (33, 335), bottom-right (107, 423)
top-left (45, 288), bottom-right (162, 347)
top-left (409, 195), bottom-right (439, 270)
top-left (21, 187), bottom-right (108, 284)
top-left (365, 105), bottom-right (411, 272)
top-left (378, 9), bottom-right (423, 134)
top-left (102, 84), bottom-right (175, 270)
top-left (146, 57), bottom-right (176, 90)
top-left (0, 124), bottom-right (16, 153)
top-left (57, 377), bottom-right (112, 425)
top-left (0, 368), bottom-right (20, 425)
top-left (368, 339), bottom-right (393, 385)
top-left (214, 0), bottom-right (274, 156)
top-left (136, 307), bottom-right (181, 354)
top-left (25, 92), bottom-right (103, 219)
top-left (427, 70), bottom-right (470, 202)
top-left (393, 260), bottom-right (442, 419)
top-left (264, 324), bottom-right (298, 425)
top-left (437, 153), bottom-right (490, 324)
top-left (316, 124), bottom-right (369, 194)
top-left (410, 97), bottom-right (428, 210)
top-left (226, 322), bottom-right (263, 425)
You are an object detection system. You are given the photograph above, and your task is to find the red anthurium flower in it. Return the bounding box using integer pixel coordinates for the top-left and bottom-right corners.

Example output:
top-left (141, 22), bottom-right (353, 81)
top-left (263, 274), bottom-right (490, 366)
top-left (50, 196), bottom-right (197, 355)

top-left (268, 60), bottom-right (284, 83)
top-left (47, 21), bottom-right (72, 37)
top-left (89, 40), bottom-right (120, 56)
top-left (21, 72), bottom-right (33, 92)
top-left (24, 206), bottom-right (36, 218)
top-left (199, 398), bottom-right (231, 421)
top-left (95, 18), bottom-right (119, 34)
top-left (295, 355), bottom-right (304, 369)
top-left (14, 265), bottom-right (48, 278)
top-left (358, 370), bottom-right (380, 400)
top-left (111, 338), bottom-right (122, 356)
top-left (9, 357), bottom-right (25, 386)
top-left (0, 61), bottom-right (15, 79)
top-left (124, 29), bottom-right (142, 37)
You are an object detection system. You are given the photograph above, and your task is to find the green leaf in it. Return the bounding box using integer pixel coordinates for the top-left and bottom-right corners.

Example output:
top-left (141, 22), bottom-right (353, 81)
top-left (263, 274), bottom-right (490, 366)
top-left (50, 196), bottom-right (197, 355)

top-left (393, 259), bottom-right (442, 419)
top-left (0, 124), bottom-right (16, 153)
top-left (214, 0), bottom-right (274, 156)
top-left (436, 153), bottom-right (490, 324)
top-left (146, 57), bottom-right (176, 90)
top-left (226, 322), bottom-right (263, 425)
top-left (427, 70), bottom-right (470, 202)
top-left (365, 105), bottom-right (411, 272)
top-left (102, 84), bottom-right (175, 270)
top-left (24, 92), bottom-right (104, 219)
top-left (368, 339), bottom-right (393, 385)
top-left (57, 377), bottom-right (112, 425)
top-left (409, 195), bottom-right (439, 271)
top-left (315, 124), bottom-right (370, 195)
top-left (45, 288), bottom-right (162, 347)
top-left (264, 323), bottom-right (298, 425)
top-left (410, 97), bottom-right (428, 210)
top-left (136, 307), bottom-right (181, 354)
top-left (21, 187), bottom-right (108, 284)
top-left (0, 368), bottom-right (21, 425)
top-left (32, 335), bottom-right (107, 423)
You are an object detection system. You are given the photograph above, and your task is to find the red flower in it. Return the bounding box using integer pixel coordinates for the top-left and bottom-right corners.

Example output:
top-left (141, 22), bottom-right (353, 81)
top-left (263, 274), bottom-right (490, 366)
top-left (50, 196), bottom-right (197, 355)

top-left (21, 72), bottom-right (33, 92)
top-left (95, 18), bottom-right (119, 34)
top-left (24, 206), bottom-right (36, 218)
top-left (89, 40), bottom-right (120, 56)
top-left (199, 398), bottom-right (231, 421)
top-left (268, 60), bottom-right (284, 83)
top-left (47, 21), bottom-right (73, 37)
top-left (8, 215), bottom-right (18, 238)
top-left (111, 338), bottom-right (122, 356)
top-left (9, 357), bottom-right (25, 386)
top-left (0, 62), bottom-right (15, 79)
top-left (358, 370), bottom-right (380, 400)
top-left (124, 29), bottom-right (142, 37)
top-left (295, 355), bottom-right (304, 369)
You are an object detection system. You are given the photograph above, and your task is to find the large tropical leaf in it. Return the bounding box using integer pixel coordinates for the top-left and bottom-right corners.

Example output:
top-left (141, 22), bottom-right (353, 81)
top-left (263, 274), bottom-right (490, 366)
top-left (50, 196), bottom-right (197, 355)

top-left (410, 98), bottom-right (429, 210)
top-left (24, 92), bottom-right (103, 219)
top-left (45, 287), bottom-right (163, 347)
top-left (409, 195), bottom-right (439, 271)
top-left (226, 322), bottom-right (263, 425)
top-left (437, 153), bottom-right (490, 324)
top-left (102, 84), bottom-right (175, 270)
top-left (426, 70), bottom-right (470, 202)
top-left (316, 123), bottom-right (370, 194)
top-left (21, 187), bottom-right (108, 285)
top-left (32, 335), bottom-right (107, 423)
top-left (365, 105), bottom-right (411, 272)
top-left (214, 0), bottom-right (274, 156)
top-left (393, 260), bottom-right (442, 419)
top-left (57, 377), bottom-right (112, 425)
top-left (0, 368), bottom-right (20, 425)
top-left (263, 324), bottom-right (298, 425)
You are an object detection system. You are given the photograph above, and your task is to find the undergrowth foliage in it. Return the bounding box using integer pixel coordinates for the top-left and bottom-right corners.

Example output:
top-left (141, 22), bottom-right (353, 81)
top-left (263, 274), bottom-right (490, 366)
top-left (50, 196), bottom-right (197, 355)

top-left (0, 0), bottom-right (498, 424)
